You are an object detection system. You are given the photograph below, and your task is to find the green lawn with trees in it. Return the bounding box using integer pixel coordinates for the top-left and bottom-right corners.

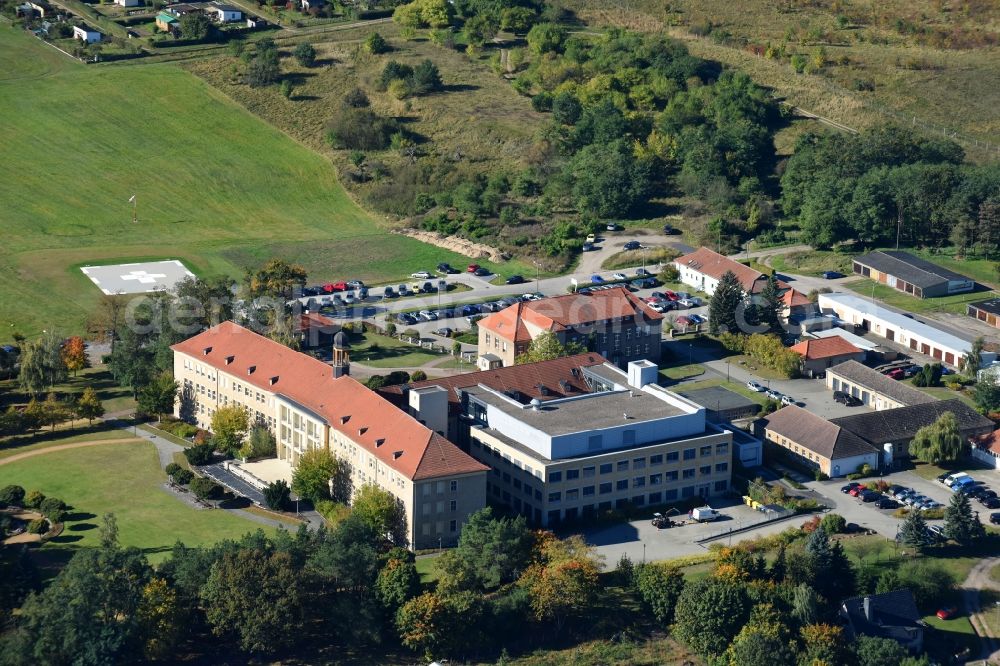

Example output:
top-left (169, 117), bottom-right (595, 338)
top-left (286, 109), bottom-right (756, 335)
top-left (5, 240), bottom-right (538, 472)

top-left (0, 29), bottom-right (515, 337)
top-left (0, 440), bottom-right (273, 560)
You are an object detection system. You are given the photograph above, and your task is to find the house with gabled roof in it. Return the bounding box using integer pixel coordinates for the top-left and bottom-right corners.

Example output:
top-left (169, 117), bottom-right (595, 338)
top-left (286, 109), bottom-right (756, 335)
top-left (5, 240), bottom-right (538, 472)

top-left (171, 321), bottom-right (488, 549)
top-left (789, 336), bottom-right (865, 375)
top-left (841, 590), bottom-right (925, 652)
top-left (760, 404), bottom-right (880, 477)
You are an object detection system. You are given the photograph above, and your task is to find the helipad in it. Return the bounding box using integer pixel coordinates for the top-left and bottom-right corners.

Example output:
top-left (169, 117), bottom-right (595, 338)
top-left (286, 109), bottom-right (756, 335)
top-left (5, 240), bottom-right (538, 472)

top-left (80, 260), bottom-right (195, 295)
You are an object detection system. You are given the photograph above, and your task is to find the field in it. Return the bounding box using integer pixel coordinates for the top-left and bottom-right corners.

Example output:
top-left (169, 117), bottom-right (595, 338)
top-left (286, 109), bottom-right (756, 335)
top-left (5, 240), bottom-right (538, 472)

top-left (565, 0), bottom-right (1000, 163)
top-left (0, 439), bottom-right (273, 562)
top-left (0, 28), bottom-right (519, 337)
top-left (352, 331), bottom-right (445, 368)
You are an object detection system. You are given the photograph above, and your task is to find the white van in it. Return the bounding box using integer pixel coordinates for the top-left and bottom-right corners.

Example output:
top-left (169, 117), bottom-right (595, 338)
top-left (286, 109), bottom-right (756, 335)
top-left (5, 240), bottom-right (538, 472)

top-left (944, 472), bottom-right (970, 487)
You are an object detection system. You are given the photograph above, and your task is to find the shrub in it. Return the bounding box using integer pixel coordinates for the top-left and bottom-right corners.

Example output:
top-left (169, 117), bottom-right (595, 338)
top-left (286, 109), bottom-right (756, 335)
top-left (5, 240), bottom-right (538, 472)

top-left (189, 476), bottom-right (221, 500)
top-left (326, 107), bottom-right (399, 151)
top-left (813, 469), bottom-right (829, 481)
top-left (343, 87), bottom-right (370, 108)
top-left (263, 480), bottom-right (291, 511)
top-left (410, 370), bottom-right (427, 382)
top-left (294, 42), bottom-right (316, 67)
top-left (24, 490), bottom-right (45, 509)
top-left (47, 508), bottom-right (66, 525)
top-left (27, 518), bottom-right (48, 535)
top-left (364, 31), bottom-right (389, 54)
top-left (39, 497), bottom-right (66, 519)
top-left (0, 485), bottom-right (25, 506)
top-left (820, 513), bottom-right (846, 534)
top-left (173, 469), bottom-right (194, 485)
top-left (183, 442), bottom-right (215, 466)
top-left (165, 462), bottom-right (181, 477)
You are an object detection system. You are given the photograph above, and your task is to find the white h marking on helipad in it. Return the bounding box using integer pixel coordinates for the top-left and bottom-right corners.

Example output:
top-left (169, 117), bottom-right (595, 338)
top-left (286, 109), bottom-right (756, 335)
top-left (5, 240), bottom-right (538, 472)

top-left (120, 270), bottom-right (167, 284)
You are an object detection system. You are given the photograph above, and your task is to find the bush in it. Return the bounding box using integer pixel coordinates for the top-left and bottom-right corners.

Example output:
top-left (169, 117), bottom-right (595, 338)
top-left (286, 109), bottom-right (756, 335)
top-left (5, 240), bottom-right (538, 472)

top-left (820, 513), bottom-right (846, 534)
top-left (189, 476), bottom-right (221, 500)
top-left (39, 497), bottom-right (66, 519)
top-left (410, 370), bottom-right (427, 381)
top-left (165, 462), bottom-right (181, 477)
top-left (813, 469), bottom-right (829, 481)
top-left (326, 107), bottom-right (399, 151)
top-left (27, 518), bottom-right (48, 535)
top-left (263, 480), bottom-right (291, 511)
top-left (184, 442), bottom-right (215, 466)
top-left (173, 469), bottom-right (194, 485)
top-left (294, 42), bottom-right (316, 67)
top-left (24, 490), bottom-right (45, 509)
top-left (364, 31), bottom-right (389, 54)
top-left (47, 508), bottom-right (66, 524)
top-left (0, 485), bottom-right (25, 506)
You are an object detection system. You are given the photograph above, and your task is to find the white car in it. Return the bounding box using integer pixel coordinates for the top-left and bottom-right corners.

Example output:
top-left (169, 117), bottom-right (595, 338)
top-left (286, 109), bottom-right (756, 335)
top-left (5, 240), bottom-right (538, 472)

top-left (410, 271), bottom-right (432, 279)
top-left (781, 395), bottom-right (795, 406)
top-left (677, 299), bottom-right (694, 308)
top-left (418, 310), bottom-right (438, 321)
top-left (746, 381), bottom-right (764, 392)
top-left (521, 293), bottom-right (541, 301)
top-left (766, 389), bottom-right (783, 401)
top-left (612, 272), bottom-right (627, 281)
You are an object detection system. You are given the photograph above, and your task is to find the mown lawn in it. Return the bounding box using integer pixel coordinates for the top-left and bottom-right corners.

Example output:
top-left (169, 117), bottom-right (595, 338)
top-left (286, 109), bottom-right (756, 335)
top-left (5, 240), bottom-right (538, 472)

top-left (352, 331), bottom-right (446, 369)
top-left (843, 278), bottom-right (997, 316)
top-left (0, 426), bottom-right (135, 462)
top-left (0, 29), bottom-right (515, 337)
top-left (0, 440), bottom-right (274, 562)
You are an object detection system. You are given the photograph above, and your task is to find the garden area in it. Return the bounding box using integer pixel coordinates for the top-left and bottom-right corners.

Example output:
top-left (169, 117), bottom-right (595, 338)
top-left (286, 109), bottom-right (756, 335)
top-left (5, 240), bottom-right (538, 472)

top-left (351, 330), bottom-right (448, 369)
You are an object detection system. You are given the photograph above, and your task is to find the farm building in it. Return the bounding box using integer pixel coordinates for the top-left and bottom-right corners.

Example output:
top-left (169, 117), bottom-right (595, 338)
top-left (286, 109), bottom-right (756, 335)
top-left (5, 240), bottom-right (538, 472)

top-left (72, 24), bottom-right (101, 43)
top-left (817, 292), bottom-right (982, 368)
top-left (967, 297), bottom-right (1000, 330)
top-left (852, 250), bottom-right (974, 298)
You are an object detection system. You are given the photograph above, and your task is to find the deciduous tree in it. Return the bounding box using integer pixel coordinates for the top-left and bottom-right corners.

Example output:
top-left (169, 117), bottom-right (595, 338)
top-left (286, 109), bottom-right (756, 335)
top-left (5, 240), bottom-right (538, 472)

top-left (376, 556), bottom-right (420, 612)
top-left (210, 404), bottom-right (249, 456)
top-left (351, 483), bottom-right (408, 549)
top-left (60, 336), bottom-right (87, 376)
top-left (515, 331), bottom-right (583, 364)
top-left (909, 411), bottom-right (963, 464)
top-left (292, 447), bottom-right (350, 503)
top-left (75, 386), bottom-right (105, 425)
top-left (634, 562), bottom-right (685, 624)
top-left (674, 578), bottom-right (751, 658)
top-left (18, 332), bottom-right (68, 397)
top-left (438, 508), bottom-right (533, 593)
top-left (262, 480), bottom-right (290, 511)
top-left (293, 42), bottom-right (316, 67)
top-left (138, 372), bottom-right (177, 423)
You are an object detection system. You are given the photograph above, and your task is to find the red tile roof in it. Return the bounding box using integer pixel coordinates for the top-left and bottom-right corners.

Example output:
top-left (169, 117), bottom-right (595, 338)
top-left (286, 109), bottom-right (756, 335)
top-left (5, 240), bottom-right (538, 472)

top-left (973, 430), bottom-right (1000, 456)
top-left (782, 288), bottom-right (811, 308)
top-left (674, 247), bottom-right (768, 293)
top-left (171, 322), bottom-right (487, 481)
top-left (296, 312), bottom-right (339, 333)
top-left (379, 352), bottom-right (608, 409)
top-left (478, 287), bottom-right (662, 341)
top-left (790, 336), bottom-right (863, 361)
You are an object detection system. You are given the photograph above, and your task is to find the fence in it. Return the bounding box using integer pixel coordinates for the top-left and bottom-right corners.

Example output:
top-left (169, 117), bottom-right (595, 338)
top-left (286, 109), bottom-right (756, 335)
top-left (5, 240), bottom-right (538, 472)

top-left (695, 504), bottom-right (803, 544)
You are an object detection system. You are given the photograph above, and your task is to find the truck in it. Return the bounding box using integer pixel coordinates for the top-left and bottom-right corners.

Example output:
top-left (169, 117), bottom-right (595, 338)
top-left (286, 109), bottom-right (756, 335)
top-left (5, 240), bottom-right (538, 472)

top-left (689, 506), bottom-right (721, 522)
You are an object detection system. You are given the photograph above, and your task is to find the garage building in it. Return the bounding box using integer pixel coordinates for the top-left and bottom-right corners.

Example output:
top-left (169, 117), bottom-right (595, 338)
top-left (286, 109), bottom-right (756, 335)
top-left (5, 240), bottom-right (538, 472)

top-left (852, 250), bottom-right (974, 298)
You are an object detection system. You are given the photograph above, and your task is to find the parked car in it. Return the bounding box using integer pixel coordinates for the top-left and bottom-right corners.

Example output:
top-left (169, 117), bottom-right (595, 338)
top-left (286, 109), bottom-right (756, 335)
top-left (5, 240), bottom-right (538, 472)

top-left (687, 314), bottom-right (704, 325)
top-left (884, 368), bottom-right (905, 380)
top-left (606, 223), bottom-right (621, 231)
top-left (467, 264), bottom-right (480, 273)
top-left (473, 267), bottom-right (491, 277)
top-left (398, 285), bottom-right (411, 296)
top-left (765, 389), bottom-right (782, 401)
top-left (418, 310), bottom-right (438, 321)
top-left (746, 381), bottom-right (765, 392)
top-left (689, 506), bottom-right (721, 522)
top-left (821, 271), bottom-right (844, 279)
top-left (347, 280), bottom-right (364, 290)
top-left (611, 272), bottom-right (627, 281)
top-left (688, 297), bottom-right (704, 306)
top-left (663, 224), bottom-right (680, 234)
top-left (396, 313), bottom-right (416, 325)
top-left (437, 262), bottom-right (458, 274)
top-left (780, 395), bottom-right (796, 406)
top-left (936, 606), bottom-right (959, 620)
top-left (991, 513), bottom-right (1000, 525)
top-left (849, 486), bottom-right (866, 497)
top-left (382, 287), bottom-right (396, 298)
top-left (663, 290), bottom-right (678, 301)
top-left (503, 275), bottom-right (524, 285)
top-left (624, 240), bottom-right (641, 250)
top-left (433, 327), bottom-right (453, 337)
top-left (636, 267), bottom-right (651, 276)
top-left (982, 497), bottom-right (1000, 509)
top-left (842, 482), bottom-right (862, 494)
top-left (582, 242), bottom-right (595, 251)
top-left (677, 298), bottom-right (696, 308)
top-left (861, 491), bottom-right (882, 503)
top-left (590, 274), bottom-right (605, 283)
top-left (876, 498), bottom-right (899, 510)
top-left (927, 525), bottom-right (946, 541)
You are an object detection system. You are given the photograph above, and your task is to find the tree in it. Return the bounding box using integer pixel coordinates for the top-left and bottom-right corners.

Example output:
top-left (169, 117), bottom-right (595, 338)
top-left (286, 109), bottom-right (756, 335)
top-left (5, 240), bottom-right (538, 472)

top-left (438, 508), bottom-right (534, 593)
top-left (800, 623), bottom-right (847, 666)
top-left (961, 336), bottom-right (985, 377)
top-left (569, 139), bottom-right (651, 218)
top-left (364, 31), bottom-right (388, 54)
top-left (709, 270), bottom-right (744, 335)
top-left (201, 548), bottom-right (304, 653)
top-left (100, 512), bottom-right (120, 550)
top-left (75, 387), bottom-right (105, 425)
top-left (245, 49), bottom-right (280, 88)
top-left (909, 411), bottom-right (963, 464)
top-left (9, 547), bottom-right (151, 664)
top-left (36, 393), bottom-right (68, 431)
top-left (0, 485), bottom-right (25, 506)
top-left (179, 12), bottom-right (212, 40)
top-left (18, 331), bottom-right (68, 397)
top-left (210, 404), bottom-right (250, 456)
top-left (791, 582), bottom-right (820, 625)
top-left (756, 275), bottom-right (783, 331)
top-left (551, 91), bottom-right (582, 125)
top-left (183, 441), bottom-right (215, 466)
top-left (262, 480), bottom-right (290, 511)
top-left (376, 556), bottom-right (420, 612)
top-left (60, 336), bottom-right (87, 376)
top-left (526, 22), bottom-right (566, 54)
top-left (634, 562), bottom-right (685, 624)
top-left (293, 42), bottom-right (316, 67)
top-left (853, 635), bottom-right (911, 666)
top-left (137, 577), bottom-right (182, 661)
top-left (291, 447), bottom-right (350, 503)
top-left (806, 527), bottom-right (856, 603)
top-left (518, 534), bottom-right (603, 632)
top-left (137, 372), bottom-right (177, 423)
top-left (897, 509), bottom-right (932, 550)
top-left (240, 424), bottom-right (276, 459)
top-left (973, 376), bottom-right (1000, 413)
top-left (351, 483), bottom-right (408, 548)
top-left (820, 512), bottom-right (846, 535)
top-left (943, 489), bottom-right (985, 543)
top-left (673, 577), bottom-right (751, 658)
top-left (190, 477), bottom-right (220, 500)
top-left (396, 591), bottom-right (481, 661)
top-left (410, 59), bottom-right (442, 94)
top-left (515, 331), bottom-right (583, 364)
top-left (500, 6), bottom-right (535, 33)
top-left (726, 603), bottom-right (796, 666)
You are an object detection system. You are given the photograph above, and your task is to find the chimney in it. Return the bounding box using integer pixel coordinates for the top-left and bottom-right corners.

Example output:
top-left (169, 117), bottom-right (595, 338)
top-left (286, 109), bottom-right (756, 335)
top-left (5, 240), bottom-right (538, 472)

top-left (863, 596), bottom-right (873, 621)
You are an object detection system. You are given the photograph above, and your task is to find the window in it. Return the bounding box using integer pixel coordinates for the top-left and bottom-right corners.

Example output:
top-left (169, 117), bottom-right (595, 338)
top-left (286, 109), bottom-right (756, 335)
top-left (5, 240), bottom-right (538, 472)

top-left (583, 466), bottom-right (595, 478)
top-left (714, 480), bottom-right (728, 492)
top-left (436, 481), bottom-right (445, 493)
top-left (588, 434), bottom-right (603, 451)
top-left (450, 519), bottom-right (458, 532)
top-left (700, 445), bottom-right (713, 457)
top-left (681, 486), bottom-right (695, 498)
top-left (599, 482), bottom-right (612, 495)
top-left (633, 476), bottom-right (645, 488)
top-left (716, 443), bottom-right (729, 455)
top-left (450, 480), bottom-right (458, 492)
top-left (616, 460), bottom-right (629, 472)
top-left (502, 472), bottom-right (511, 484)
top-left (566, 489), bottom-right (579, 501)
top-left (583, 486), bottom-right (595, 497)
top-left (436, 501), bottom-right (444, 513)
top-left (683, 448), bottom-right (696, 460)
top-left (666, 471), bottom-right (678, 481)
top-left (664, 489), bottom-right (678, 501)
top-left (633, 457), bottom-right (646, 470)
top-left (422, 503), bottom-right (431, 516)
top-left (548, 471), bottom-right (562, 483)
top-left (682, 469), bottom-right (695, 479)
top-left (666, 451), bottom-right (679, 462)
top-left (632, 495), bottom-right (645, 506)
top-left (616, 480), bottom-right (628, 491)
top-left (534, 489), bottom-right (542, 501)
top-left (566, 469), bottom-right (579, 480)
top-left (715, 462), bottom-right (728, 473)
top-left (623, 430), bottom-right (636, 445)
top-left (650, 454), bottom-right (663, 466)
top-left (649, 473), bottom-right (662, 486)
top-left (450, 500), bottom-right (457, 512)
top-left (548, 492), bottom-right (561, 503)
top-left (700, 465), bottom-right (711, 476)
top-left (600, 463), bottom-right (613, 474)
top-left (513, 479), bottom-right (522, 490)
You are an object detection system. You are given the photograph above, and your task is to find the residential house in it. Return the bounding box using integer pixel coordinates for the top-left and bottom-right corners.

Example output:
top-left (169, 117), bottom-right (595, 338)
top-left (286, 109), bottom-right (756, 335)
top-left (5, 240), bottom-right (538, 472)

top-left (760, 405), bottom-right (880, 478)
top-left (841, 590), bottom-right (924, 653)
top-left (853, 250), bottom-right (974, 298)
top-left (404, 360), bottom-right (734, 526)
top-left (825, 360), bottom-right (937, 411)
top-left (475, 286), bottom-right (663, 369)
top-left (789, 337), bottom-right (865, 376)
top-left (72, 24), bottom-right (102, 43)
top-left (970, 430), bottom-right (1000, 470)
top-left (171, 322), bottom-right (488, 550)
top-left (206, 1), bottom-right (242, 22)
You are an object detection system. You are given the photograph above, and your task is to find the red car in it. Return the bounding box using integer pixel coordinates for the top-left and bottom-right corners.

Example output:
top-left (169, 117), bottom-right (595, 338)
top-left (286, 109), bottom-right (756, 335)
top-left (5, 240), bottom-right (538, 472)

top-left (849, 486), bottom-right (866, 497)
top-left (664, 290), bottom-right (678, 301)
top-left (884, 368), bottom-right (905, 380)
top-left (936, 606), bottom-right (959, 620)
top-left (467, 264), bottom-right (480, 273)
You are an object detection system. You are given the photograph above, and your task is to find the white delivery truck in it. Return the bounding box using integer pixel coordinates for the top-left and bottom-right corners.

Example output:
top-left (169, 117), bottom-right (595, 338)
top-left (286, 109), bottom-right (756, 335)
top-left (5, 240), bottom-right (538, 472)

top-left (690, 506), bottom-right (721, 522)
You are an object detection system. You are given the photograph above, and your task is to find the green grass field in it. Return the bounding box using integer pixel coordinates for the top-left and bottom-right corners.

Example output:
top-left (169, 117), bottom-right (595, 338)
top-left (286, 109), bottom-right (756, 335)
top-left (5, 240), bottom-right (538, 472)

top-left (0, 29), bottom-right (517, 337)
top-left (0, 440), bottom-right (272, 562)
top-left (352, 331), bottom-right (445, 369)
top-left (0, 427), bottom-right (135, 462)
top-left (843, 278), bottom-right (997, 316)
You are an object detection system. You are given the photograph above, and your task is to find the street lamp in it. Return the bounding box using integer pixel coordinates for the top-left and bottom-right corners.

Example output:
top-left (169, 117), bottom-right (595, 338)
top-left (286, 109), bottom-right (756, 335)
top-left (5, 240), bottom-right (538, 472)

top-left (533, 260), bottom-right (540, 294)
top-left (726, 359), bottom-right (730, 383)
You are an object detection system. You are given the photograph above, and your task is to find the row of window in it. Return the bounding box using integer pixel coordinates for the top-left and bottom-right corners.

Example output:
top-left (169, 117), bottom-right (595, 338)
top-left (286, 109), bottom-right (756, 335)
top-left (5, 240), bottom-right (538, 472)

top-left (546, 444), bottom-right (729, 483)
top-left (546, 466), bottom-right (728, 503)
top-left (420, 519), bottom-right (457, 536)
top-left (421, 499), bottom-right (458, 515)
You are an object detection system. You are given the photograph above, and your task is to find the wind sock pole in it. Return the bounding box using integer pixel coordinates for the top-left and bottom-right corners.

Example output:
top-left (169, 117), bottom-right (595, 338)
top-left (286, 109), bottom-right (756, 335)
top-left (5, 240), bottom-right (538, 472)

top-left (129, 194), bottom-right (137, 224)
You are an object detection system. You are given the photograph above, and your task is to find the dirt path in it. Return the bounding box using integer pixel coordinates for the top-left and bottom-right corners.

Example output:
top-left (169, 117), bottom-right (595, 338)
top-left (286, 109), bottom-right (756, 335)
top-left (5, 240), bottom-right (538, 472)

top-left (962, 556), bottom-right (1000, 663)
top-left (0, 438), bottom-right (143, 467)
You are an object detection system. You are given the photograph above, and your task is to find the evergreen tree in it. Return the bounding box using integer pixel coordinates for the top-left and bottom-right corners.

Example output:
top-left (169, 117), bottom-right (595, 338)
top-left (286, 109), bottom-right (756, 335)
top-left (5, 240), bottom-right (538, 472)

top-left (709, 270), bottom-right (744, 335)
top-left (897, 509), bottom-right (932, 550)
top-left (757, 275), bottom-right (783, 331)
top-left (943, 490), bottom-right (985, 543)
